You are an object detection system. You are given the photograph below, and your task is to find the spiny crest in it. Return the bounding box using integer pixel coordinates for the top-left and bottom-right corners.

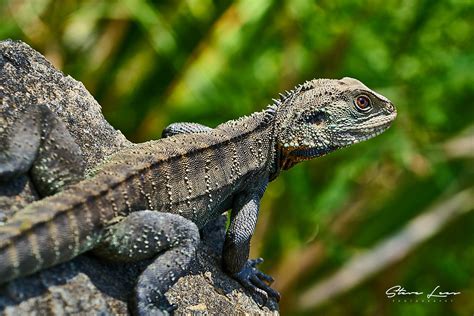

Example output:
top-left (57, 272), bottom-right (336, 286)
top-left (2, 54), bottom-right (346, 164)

top-left (267, 79), bottom-right (316, 108)
top-left (263, 79), bottom-right (317, 124)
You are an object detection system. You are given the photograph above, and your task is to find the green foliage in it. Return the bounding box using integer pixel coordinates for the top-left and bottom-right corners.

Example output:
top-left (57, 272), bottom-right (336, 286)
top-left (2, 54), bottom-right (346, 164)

top-left (1, 0), bottom-right (473, 314)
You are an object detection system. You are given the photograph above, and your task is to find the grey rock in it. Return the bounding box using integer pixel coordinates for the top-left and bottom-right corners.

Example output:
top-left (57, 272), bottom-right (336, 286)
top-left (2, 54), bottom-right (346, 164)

top-left (0, 40), bottom-right (278, 315)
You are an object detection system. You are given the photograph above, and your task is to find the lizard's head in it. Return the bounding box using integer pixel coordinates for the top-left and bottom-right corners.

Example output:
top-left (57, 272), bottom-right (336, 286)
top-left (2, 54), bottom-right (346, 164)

top-left (273, 77), bottom-right (397, 170)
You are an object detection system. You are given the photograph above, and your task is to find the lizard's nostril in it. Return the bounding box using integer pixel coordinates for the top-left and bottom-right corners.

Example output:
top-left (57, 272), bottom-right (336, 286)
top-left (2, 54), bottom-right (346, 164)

top-left (386, 102), bottom-right (396, 113)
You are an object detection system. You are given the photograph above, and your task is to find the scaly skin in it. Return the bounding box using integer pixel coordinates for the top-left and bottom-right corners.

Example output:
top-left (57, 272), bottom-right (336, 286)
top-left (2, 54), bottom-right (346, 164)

top-left (0, 77), bottom-right (396, 313)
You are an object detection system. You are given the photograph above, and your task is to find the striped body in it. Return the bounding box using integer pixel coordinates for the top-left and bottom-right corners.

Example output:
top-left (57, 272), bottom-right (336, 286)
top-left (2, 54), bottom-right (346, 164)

top-left (0, 110), bottom-right (274, 284)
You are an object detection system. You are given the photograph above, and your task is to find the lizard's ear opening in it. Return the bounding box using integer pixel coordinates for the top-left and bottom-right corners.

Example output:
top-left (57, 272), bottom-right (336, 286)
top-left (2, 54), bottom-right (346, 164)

top-left (302, 111), bottom-right (329, 125)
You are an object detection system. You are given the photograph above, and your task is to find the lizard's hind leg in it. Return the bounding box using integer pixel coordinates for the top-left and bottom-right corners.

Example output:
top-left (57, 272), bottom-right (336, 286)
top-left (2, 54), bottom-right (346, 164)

top-left (0, 106), bottom-right (41, 181)
top-left (95, 210), bottom-right (200, 315)
top-left (161, 122), bottom-right (212, 138)
top-left (0, 104), bottom-right (84, 196)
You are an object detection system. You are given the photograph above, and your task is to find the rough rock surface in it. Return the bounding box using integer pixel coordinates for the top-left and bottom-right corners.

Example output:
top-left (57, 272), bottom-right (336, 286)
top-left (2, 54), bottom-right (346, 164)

top-left (0, 40), bottom-right (278, 315)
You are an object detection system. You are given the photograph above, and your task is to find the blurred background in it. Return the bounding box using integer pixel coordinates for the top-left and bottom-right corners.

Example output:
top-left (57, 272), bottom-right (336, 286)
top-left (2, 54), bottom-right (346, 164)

top-left (1, 0), bottom-right (473, 315)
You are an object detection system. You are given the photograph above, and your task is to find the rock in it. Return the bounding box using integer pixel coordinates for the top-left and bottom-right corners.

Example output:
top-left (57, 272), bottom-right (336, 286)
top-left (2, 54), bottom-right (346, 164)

top-left (0, 40), bottom-right (278, 315)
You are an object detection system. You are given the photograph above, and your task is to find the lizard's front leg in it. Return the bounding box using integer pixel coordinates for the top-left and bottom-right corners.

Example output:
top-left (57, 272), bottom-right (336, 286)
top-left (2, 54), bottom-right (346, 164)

top-left (223, 184), bottom-right (281, 303)
top-left (94, 210), bottom-right (200, 315)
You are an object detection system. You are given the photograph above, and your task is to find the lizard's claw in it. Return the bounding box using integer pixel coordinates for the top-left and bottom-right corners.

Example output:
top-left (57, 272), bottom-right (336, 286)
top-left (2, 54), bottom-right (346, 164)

top-left (234, 258), bottom-right (281, 303)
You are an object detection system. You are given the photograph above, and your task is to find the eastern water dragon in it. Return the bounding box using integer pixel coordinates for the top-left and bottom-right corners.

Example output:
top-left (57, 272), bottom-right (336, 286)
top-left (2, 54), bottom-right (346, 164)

top-left (0, 77), bottom-right (396, 314)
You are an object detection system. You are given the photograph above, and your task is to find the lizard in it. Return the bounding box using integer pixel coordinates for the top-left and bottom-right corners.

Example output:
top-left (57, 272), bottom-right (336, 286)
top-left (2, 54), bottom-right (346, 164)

top-left (0, 77), bottom-right (396, 314)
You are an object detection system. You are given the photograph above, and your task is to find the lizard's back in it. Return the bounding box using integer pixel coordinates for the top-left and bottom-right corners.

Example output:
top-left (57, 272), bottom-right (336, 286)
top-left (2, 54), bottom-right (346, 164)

top-left (0, 113), bottom-right (272, 283)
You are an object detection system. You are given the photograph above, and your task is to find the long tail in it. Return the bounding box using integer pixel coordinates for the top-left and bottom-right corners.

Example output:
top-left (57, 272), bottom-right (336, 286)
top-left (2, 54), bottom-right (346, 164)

top-left (0, 185), bottom-right (105, 284)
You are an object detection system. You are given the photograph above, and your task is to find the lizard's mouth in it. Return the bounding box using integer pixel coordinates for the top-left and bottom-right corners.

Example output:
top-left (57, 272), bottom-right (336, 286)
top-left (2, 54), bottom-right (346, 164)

top-left (278, 111), bottom-right (397, 170)
top-left (334, 112), bottom-right (396, 146)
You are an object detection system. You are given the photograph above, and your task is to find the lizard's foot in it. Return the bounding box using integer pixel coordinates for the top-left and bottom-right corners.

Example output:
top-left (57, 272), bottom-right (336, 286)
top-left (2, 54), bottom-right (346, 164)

top-left (233, 258), bottom-right (281, 303)
top-left (95, 211), bottom-right (200, 315)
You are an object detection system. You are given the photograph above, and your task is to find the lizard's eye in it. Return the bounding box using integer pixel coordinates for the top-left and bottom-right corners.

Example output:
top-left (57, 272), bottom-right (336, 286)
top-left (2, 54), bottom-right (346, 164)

top-left (354, 95), bottom-right (372, 112)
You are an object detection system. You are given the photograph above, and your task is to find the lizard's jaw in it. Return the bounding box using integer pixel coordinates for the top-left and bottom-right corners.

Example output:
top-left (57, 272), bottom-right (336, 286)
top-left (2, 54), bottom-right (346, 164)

top-left (277, 110), bottom-right (396, 170)
top-left (333, 111), bottom-right (397, 147)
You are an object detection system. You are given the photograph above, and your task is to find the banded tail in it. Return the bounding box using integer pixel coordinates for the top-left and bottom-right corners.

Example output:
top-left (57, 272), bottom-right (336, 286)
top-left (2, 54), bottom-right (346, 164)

top-left (0, 179), bottom-right (114, 284)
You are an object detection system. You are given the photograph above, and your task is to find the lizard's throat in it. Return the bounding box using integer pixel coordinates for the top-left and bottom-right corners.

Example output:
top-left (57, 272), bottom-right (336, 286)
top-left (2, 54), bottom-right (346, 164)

top-left (277, 145), bottom-right (335, 171)
top-left (276, 147), bottom-right (311, 173)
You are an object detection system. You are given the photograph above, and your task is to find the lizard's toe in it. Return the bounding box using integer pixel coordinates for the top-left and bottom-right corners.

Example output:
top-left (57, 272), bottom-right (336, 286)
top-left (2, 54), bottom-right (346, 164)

top-left (233, 258), bottom-right (281, 304)
top-left (255, 269), bottom-right (275, 284)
